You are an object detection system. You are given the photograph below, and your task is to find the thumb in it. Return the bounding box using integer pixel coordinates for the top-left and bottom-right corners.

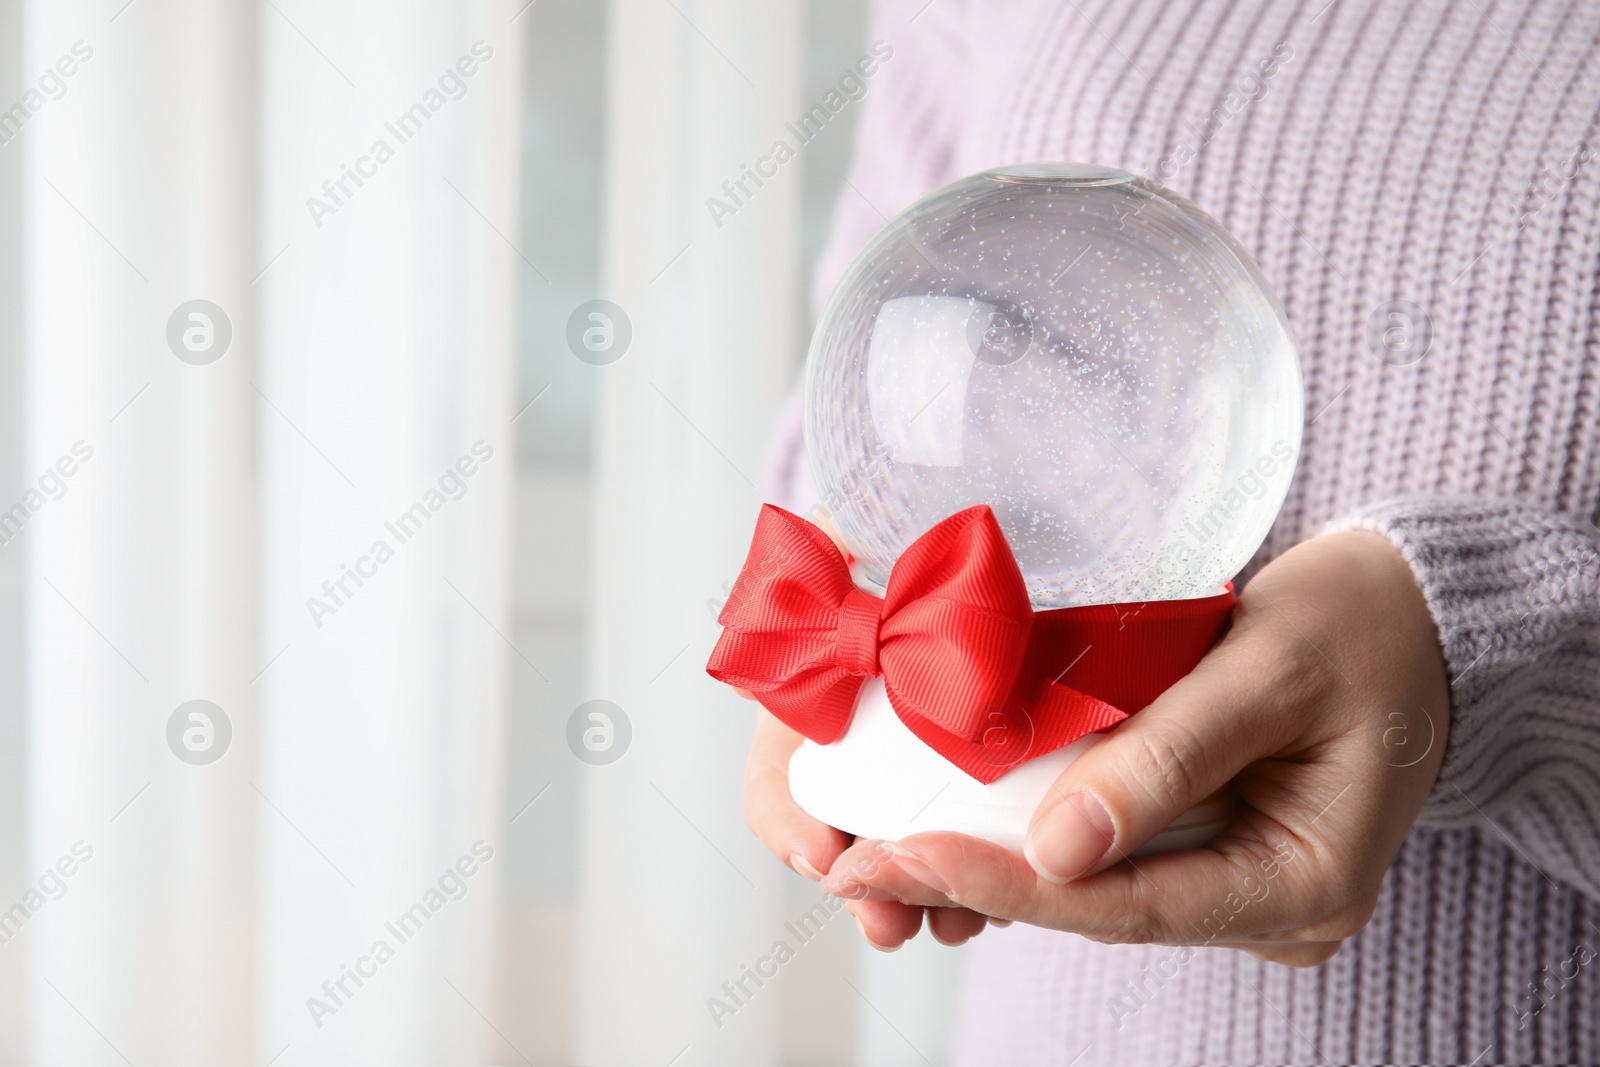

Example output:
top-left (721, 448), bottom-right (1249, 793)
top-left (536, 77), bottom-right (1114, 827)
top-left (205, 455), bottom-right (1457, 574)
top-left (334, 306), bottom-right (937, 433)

top-left (1022, 642), bottom-right (1288, 884)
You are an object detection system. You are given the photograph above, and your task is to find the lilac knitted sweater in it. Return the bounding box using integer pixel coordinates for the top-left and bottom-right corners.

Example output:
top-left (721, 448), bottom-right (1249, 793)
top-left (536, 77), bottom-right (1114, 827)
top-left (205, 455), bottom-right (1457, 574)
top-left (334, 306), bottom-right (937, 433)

top-left (765, 1), bottom-right (1600, 1062)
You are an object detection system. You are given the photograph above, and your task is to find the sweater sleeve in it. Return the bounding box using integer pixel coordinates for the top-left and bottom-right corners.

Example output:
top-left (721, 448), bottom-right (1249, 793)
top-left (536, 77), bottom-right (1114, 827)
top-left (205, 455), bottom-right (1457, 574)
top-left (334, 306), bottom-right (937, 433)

top-left (1325, 497), bottom-right (1600, 900)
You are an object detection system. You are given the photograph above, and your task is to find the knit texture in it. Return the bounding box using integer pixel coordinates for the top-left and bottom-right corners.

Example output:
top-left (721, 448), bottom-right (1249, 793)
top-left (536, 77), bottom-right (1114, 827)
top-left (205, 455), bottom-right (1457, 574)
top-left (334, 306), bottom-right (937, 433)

top-left (766, 0), bottom-right (1600, 1062)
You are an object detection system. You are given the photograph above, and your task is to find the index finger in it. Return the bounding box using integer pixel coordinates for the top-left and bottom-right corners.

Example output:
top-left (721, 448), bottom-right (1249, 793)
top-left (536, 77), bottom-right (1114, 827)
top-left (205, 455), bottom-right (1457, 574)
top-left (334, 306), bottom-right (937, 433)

top-left (892, 806), bottom-right (1336, 945)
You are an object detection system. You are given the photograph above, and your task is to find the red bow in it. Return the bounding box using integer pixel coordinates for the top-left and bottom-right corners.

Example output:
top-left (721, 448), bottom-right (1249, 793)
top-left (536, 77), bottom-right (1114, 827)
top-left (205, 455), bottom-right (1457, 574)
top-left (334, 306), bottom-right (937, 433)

top-left (707, 504), bottom-right (1235, 783)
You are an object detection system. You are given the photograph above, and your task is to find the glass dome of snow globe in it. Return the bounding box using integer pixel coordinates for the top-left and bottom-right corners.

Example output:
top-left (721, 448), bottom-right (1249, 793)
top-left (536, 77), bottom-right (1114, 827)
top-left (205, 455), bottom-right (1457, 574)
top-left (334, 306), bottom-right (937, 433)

top-left (782, 163), bottom-right (1303, 852)
top-left (805, 162), bottom-right (1303, 607)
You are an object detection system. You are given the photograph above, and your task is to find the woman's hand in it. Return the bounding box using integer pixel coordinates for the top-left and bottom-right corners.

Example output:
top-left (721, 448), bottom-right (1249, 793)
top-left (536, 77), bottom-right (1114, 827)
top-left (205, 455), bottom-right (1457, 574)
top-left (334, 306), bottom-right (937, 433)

top-left (819, 530), bottom-right (1450, 964)
top-left (743, 707), bottom-right (995, 949)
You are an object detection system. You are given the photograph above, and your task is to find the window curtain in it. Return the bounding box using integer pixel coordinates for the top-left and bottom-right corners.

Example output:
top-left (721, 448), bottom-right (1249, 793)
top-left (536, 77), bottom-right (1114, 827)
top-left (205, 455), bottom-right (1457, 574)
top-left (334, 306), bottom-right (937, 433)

top-left (23, 0), bottom-right (521, 1062)
top-left (575, 1), bottom-right (805, 1064)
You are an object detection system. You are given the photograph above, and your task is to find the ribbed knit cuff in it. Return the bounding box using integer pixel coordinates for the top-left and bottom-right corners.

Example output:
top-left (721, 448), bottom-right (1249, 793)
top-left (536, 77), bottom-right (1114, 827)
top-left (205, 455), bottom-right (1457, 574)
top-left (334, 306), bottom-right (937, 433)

top-left (1323, 496), bottom-right (1600, 832)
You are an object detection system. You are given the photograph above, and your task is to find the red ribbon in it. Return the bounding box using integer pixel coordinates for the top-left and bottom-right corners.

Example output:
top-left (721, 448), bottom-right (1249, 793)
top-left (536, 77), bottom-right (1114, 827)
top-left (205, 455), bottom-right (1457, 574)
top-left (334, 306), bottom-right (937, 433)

top-left (706, 504), bottom-right (1235, 784)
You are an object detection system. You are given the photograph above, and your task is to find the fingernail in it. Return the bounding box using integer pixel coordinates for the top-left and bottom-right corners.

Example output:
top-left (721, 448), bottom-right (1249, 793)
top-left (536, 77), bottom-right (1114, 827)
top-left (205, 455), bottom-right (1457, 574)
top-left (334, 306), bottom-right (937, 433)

top-left (886, 841), bottom-right (953, 897)
top-left (987, 917), bottom-right (1013, 928)
top-left (789, 853), bottom-right (824, 881)
top-left (1025, 791), bottom-right (1115, 884)
top-left (856, 915), bottom-right (901, 952)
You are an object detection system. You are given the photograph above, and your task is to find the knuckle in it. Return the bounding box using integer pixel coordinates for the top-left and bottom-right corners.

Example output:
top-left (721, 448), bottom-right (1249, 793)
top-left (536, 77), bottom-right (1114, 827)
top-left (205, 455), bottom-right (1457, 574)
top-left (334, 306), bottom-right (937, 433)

top-left (1227, 598), bottom-right (1329, 701)
top-left (1218, 836), bottom-right (1295, 898)
top-left (1213, 829), bottom-right (1335, 929)
top-left (1288, 858), bottom-right (1362, 925)
top-left (1227, 840), bottom-right (1376, 942)
top-left (1084, 875), bottom-right (1166, 946)
top-left (1258, 657), bottom-right (1310, 711)
top-left (1121, 724), bottom-right (1202, 813)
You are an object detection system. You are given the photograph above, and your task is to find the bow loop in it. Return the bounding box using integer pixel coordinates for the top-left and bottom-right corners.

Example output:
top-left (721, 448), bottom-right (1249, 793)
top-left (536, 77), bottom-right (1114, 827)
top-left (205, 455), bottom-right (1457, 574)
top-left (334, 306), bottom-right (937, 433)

top-left (707, 504), bottom-right (1035, 754)
top-left (705, 505), bottom-right (863, 743)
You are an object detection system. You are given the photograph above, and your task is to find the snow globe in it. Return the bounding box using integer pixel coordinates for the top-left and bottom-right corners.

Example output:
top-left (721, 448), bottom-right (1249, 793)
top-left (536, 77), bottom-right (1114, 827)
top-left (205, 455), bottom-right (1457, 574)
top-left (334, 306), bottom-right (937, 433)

top-left (710, 163), bottom-right (1302, 854)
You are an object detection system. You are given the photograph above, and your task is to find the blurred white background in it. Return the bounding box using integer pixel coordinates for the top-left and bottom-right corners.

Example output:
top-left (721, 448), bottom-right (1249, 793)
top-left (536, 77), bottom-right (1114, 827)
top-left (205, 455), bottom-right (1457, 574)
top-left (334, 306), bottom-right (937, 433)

top-left (0, 0), bottom-right (969, 1063)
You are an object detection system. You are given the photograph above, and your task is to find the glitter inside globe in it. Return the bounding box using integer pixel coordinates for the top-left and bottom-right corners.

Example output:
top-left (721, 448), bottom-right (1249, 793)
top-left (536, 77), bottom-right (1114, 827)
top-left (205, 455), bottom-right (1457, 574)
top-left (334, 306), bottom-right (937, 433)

top-left (805, 163), bottom-right (1303, 606)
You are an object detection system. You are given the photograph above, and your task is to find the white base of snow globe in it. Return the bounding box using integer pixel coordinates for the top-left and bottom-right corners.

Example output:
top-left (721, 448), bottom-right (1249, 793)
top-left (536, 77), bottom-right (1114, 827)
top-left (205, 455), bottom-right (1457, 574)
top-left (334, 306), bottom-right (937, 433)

top-left (788, 676), bottom-right (1234, 856)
